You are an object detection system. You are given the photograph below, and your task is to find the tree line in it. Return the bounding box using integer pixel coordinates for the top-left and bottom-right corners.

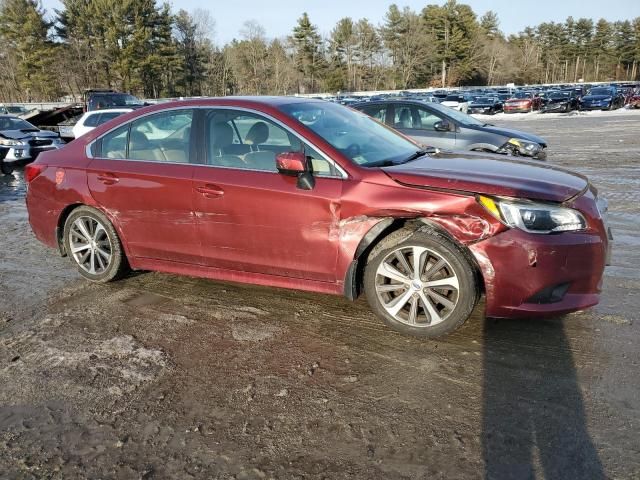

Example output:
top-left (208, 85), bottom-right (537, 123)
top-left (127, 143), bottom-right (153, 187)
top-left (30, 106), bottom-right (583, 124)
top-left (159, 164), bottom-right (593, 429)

top-left (0, 0), bottom-right (639, 102)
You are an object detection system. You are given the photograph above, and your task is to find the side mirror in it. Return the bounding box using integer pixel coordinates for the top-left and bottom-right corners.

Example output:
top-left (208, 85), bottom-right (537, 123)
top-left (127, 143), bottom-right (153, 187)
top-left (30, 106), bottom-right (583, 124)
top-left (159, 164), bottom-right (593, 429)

top-left (276, 151), bottom-right (305, 175)
top-left (275, 151), bottom-right (315, 190)
top-left (434, 120), bottom-right (450, 132)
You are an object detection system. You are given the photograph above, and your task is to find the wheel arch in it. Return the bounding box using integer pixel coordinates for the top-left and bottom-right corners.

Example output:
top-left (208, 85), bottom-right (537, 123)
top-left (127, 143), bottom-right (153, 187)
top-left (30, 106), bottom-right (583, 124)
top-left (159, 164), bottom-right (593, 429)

top-left (344, 217), bottom-right (486, 301)
top-left (56, 203), bottom-right (131, 261)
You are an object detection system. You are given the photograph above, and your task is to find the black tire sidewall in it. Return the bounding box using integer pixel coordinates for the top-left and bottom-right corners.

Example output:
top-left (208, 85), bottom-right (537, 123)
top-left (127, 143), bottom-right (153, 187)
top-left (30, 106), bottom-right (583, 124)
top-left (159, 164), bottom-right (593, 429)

top-left (364, 231), bottom-right (478, 338)
top-left (0, 160), bottom-right (13, 175)
top-left (63, 206), bottom-right (127, 282)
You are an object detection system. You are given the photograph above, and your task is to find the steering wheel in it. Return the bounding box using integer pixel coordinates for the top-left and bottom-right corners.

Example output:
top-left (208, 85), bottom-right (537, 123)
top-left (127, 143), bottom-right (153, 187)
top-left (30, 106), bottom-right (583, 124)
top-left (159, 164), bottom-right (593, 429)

top-left (342, 143), bottom-right (360, 158)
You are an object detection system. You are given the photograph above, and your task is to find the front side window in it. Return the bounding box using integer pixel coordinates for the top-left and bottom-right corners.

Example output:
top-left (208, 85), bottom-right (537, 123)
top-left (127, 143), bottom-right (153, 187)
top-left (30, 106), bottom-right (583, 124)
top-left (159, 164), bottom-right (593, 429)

top-left (205, 109), bottom-right (340, 177)
top-left (97, 109), bottom-right (193, 163)
top-left (358, 104), bottom-right (386, 123)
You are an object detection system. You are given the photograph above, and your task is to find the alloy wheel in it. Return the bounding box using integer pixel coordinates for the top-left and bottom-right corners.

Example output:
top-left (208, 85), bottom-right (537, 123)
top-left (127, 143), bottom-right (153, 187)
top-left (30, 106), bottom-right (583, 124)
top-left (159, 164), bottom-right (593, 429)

top-left (68, 216), bottom-right (113, 275)
top-left (374, 246), bottom-right (459, 327)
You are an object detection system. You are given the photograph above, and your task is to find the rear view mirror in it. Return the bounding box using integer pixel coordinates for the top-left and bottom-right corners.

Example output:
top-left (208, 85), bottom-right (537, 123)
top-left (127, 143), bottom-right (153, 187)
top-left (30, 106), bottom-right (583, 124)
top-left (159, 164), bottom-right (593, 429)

top-left (434, 120), bottom-right (450, 132)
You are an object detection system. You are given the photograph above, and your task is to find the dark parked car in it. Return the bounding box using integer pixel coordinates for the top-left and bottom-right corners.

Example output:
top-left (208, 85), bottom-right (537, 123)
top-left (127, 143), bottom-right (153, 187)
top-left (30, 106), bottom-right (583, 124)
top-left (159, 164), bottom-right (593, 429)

top-left (0, 115), bottom-right (65, 174)
top-left (503, 92), bottom-right (542, 113)
top-left (540, 90), bottom-right (580, 113)
top-left (353, 99), bottom-right (547, 159)
top-left (468, 96), bottom-right (503, 115)
top-left (579, 87), bottom-right (625, 110)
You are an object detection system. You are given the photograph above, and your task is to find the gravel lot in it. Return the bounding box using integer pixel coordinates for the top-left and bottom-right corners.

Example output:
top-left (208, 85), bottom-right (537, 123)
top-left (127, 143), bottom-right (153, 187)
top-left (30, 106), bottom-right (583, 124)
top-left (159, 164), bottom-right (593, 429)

top-left (1, 111), bottom-right (639, 479)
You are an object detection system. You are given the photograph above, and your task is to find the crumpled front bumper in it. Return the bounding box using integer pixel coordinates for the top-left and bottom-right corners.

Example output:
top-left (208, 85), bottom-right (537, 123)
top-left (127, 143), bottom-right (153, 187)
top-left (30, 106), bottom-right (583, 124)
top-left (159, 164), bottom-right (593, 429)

top-left (468, 192), bottom-right (610, 319)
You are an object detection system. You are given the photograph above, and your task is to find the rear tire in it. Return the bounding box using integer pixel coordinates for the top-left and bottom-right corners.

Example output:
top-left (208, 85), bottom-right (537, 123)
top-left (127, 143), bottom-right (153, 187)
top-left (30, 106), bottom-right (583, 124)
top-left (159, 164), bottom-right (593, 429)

top-left (364, 229), bottom-right (479, 337)
top-left (63, 206), bottom-right (129, 282)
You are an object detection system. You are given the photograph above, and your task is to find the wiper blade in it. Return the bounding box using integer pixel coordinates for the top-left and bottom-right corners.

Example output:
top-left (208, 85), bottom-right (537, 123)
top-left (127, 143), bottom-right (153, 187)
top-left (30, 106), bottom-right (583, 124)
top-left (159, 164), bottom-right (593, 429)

top-left (399, 147), bottom-right (439, 164)
top-left (365, 147), bottom-right (439, 168)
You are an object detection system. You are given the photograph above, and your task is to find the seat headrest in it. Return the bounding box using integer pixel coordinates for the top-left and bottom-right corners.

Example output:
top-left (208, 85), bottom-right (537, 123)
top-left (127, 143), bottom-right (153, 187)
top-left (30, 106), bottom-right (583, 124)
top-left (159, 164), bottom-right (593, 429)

top-left (245, 121), bottom-right (269, 145)
top-left (211, 122), bottom-right (233, 147)
top-left (130, 130), bottom-right (150, 149)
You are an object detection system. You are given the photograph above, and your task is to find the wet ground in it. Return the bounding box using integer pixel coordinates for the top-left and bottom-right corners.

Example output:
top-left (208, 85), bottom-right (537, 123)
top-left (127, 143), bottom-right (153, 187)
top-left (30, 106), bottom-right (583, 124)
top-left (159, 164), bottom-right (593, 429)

top-left (1, 112), bottom-right (639, 479)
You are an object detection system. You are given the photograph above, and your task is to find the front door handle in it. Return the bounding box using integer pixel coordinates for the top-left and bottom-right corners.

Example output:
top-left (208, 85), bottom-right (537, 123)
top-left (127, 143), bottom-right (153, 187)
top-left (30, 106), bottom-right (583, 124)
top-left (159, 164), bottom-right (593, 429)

top-left (196, 184), bottom-right (225, 198)
top-left (96, 172), bottom-right (119, 185)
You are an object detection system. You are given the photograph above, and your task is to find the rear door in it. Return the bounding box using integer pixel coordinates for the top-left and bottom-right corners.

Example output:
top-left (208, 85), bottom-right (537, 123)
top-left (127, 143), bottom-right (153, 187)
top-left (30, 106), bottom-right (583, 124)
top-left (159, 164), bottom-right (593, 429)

top-left (192, 108), bottom-right (344, 282)
top-left (87, 109), bottom-right (200, 264)
top-left (392, 103), bottom-right (456, 150)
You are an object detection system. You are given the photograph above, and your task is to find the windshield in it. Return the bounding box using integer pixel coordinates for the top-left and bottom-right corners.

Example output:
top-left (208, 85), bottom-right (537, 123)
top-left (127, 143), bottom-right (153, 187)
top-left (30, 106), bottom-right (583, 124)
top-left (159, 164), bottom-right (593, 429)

top-left (549, 92), bottom-right (571, 99)
top-left (279, 101), bottom-right (419, 167)
top-left (89, 93), bottom-right (142, 110)
top-left (0, 117), bottom-right (37, 131)
top-left (444, 95), bottom-right (465, 102)
top-left (513, 92), bottom-right (532, 99)
top-left (5, 106), bottom-right (26, 114)
top-left (588, 88), bottom-right (613, 96)
top-left (471, 97), bottom-right (496, 103)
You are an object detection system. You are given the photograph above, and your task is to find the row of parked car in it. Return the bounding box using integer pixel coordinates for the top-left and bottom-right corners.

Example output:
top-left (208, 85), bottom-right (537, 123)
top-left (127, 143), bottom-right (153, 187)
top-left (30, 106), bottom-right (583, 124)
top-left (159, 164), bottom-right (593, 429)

top-left (1, 82), bottom-right (638, 174)
top-left (329, 82), bottom-right (640, 115)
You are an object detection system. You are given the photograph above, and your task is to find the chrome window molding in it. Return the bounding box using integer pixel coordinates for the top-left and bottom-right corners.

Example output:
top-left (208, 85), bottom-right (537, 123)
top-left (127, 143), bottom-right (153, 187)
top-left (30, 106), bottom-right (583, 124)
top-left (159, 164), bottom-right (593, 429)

top-left (86, 105), bottom-right (348, 179)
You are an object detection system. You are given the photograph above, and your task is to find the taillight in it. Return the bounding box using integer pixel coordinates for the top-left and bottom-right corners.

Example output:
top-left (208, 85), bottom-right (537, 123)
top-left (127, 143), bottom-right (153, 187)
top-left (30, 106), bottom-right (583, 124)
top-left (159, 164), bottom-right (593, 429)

top-left (25, 164), bottom-right (46, 183)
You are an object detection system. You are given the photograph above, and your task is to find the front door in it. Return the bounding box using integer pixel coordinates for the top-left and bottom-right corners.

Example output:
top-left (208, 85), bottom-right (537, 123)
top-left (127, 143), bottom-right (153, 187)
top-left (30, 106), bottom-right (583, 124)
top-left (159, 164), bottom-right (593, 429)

top-left (392, 103), bottom-right (457, 150)
top-left (87, 109), bottom-right (200, 264)
top-left (193, 109), bottom-right (343, 282)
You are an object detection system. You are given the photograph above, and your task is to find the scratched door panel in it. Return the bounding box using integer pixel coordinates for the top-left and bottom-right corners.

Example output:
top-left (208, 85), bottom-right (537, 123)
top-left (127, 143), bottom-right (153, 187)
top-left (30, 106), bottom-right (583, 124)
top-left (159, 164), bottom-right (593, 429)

top-left (193, 166), bottom-right (342, 282)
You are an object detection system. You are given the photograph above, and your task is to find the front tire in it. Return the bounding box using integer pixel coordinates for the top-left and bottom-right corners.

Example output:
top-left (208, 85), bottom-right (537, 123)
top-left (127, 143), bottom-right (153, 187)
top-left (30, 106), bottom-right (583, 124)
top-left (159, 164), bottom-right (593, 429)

top-left (63, 206), bottom-right (129, 282)
top-left (0, 160), bottom-right (13, 175)
top-left (364, 230), bottom-right (479, 337)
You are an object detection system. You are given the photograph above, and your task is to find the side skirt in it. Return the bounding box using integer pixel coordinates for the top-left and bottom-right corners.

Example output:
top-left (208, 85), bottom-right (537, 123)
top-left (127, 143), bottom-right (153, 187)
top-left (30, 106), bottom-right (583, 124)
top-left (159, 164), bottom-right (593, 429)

top-left (129, 257), bottom-right (344, 296)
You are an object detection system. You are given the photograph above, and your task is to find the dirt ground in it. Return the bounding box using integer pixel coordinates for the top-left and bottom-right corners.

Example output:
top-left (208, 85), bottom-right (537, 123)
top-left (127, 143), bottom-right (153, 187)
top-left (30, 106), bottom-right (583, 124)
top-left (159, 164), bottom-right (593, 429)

top-left (1, 111), bottom-right (639, 479)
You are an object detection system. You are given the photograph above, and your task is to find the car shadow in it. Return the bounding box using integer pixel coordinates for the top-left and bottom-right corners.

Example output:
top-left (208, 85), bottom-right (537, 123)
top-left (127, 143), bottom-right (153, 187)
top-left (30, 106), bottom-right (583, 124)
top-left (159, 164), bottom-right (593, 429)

top-left (0, 167), bottom-right (25, 204)
top-left (482, 316), bottom-right (605, 479)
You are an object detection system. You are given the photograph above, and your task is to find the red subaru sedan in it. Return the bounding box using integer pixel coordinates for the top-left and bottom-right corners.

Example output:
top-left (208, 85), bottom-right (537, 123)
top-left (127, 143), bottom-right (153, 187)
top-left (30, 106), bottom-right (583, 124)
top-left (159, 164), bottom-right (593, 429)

top-left (25, 97), bottom-right (611, 337)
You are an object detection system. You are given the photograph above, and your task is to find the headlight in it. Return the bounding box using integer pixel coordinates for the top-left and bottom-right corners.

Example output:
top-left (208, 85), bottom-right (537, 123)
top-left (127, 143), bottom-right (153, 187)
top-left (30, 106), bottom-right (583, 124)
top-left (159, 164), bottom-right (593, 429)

top-left (478, 195), bottom-right (587, 233)
top-left (498, 138), bottom-right (541, 157)
top-left (0, 138), bottom-right (25, 146)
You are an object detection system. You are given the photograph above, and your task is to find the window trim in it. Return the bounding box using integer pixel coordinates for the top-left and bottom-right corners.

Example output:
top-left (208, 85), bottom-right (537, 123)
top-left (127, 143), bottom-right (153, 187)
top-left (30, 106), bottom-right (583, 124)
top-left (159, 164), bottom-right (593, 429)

top-left (86, 105), bottom-right (348, 179)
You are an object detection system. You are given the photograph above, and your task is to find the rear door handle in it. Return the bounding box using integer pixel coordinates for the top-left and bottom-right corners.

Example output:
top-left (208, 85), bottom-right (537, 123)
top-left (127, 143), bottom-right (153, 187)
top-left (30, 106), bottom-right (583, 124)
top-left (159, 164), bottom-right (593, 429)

top-left (96, 172), bottom-right (119, 185)
top-left (196, 184), bottom-right (224, 198)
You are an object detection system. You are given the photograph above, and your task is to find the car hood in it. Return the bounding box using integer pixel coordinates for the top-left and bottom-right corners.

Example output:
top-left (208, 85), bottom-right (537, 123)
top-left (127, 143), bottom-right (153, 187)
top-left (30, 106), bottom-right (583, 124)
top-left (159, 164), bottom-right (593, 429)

top-left (582, 95), bottom-right (612, 101)
top-left (545, 98), bottom-right (570, 104)
top-left (464, 124), bottom-right (546, 146)
top-left (469, 102), bottom-right (495, 108)
top-left (505, 98), bottom-right (531, 103)
top-left (441, 101), bottom-right (463, 106)
top-left (0, 129), bottom-right (59, 140)
top-left (381, 151), bottom-right (588, 202)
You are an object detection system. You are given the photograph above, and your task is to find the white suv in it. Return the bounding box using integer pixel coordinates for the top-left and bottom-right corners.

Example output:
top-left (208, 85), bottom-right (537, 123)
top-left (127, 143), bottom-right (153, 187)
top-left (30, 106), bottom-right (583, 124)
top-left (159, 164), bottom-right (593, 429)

top-left (72, 108), bottom-right (133, 139)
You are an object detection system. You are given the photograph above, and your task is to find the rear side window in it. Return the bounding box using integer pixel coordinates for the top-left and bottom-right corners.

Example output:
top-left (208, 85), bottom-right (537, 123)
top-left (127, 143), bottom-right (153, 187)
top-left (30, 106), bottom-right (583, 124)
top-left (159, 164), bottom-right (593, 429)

top-left (100, 125), bottom-right (128, 159)
top-left (97, 110), bottom-right (193, 163)
top-left (83, 113), bottom-right (101, 127)
top-left (96, 112), bottom-right (124, 126)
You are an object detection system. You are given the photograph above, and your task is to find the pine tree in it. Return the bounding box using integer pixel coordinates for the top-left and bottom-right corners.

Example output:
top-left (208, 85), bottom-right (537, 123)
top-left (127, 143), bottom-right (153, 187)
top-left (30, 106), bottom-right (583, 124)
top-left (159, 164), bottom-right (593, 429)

top-left (0, 0), bottom-right (59, 100)
top-left (290, 12), bottom-right (324, 93)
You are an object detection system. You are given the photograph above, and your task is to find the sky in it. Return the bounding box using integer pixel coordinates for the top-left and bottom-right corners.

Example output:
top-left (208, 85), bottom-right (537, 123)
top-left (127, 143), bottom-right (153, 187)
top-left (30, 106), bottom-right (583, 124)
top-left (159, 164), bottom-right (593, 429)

top-left (41, 0), bottom-right (640, 44)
